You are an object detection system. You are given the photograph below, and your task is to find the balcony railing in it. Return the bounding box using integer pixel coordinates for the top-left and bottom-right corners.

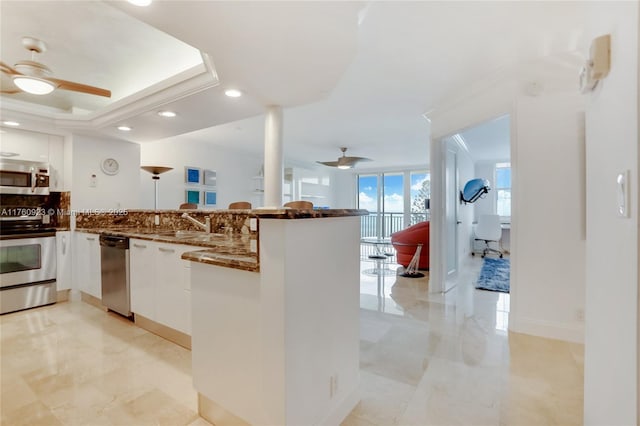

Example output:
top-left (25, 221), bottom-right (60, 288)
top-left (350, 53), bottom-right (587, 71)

top-left (360, 212), bottom-right (429, 239)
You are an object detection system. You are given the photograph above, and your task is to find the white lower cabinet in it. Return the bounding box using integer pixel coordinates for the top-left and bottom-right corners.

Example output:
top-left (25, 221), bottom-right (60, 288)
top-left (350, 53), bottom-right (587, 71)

top-left (129, 239), bottom-right (155, 319)
top-left (73, 232), bottom-right (101, 298)
top-left (56, 231), bottom-right (72, 290)
top-left (130, 239), bottom-right (196, 335)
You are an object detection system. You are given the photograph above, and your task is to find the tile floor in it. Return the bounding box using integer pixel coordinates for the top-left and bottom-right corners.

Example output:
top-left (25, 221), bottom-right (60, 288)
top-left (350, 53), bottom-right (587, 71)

top-left (1, 254), bottom-right (583, 426)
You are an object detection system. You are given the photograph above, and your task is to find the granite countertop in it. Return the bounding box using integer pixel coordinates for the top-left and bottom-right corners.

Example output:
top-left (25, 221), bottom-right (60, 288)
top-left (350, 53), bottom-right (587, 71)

top-left (112, 208), bottom-right (368, 219)
top-left (251, 208), bottom-right (368, 219)
top-left (75, 227), bottom-right (258, 272)
top-left (180, 249), bottom-right (259, 272)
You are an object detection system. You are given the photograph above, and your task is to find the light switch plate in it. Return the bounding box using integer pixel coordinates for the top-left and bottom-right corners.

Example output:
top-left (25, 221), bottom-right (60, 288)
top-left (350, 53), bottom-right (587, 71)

top-left (616, 170), bottom-right (630, 218)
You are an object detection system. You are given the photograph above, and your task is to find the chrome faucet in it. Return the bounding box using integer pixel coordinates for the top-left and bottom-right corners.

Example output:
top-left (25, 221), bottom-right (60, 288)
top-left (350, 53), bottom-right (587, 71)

top-left (181, 213), bottom-right (211, 233)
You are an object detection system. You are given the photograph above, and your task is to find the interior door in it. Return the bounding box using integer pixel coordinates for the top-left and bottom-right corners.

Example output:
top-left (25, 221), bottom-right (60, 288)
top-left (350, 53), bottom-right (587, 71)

top-left (444, 147), bottom-right (458, 290)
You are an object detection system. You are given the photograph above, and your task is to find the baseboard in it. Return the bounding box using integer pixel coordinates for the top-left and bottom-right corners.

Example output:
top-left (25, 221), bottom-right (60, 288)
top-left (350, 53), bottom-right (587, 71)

top-left (134, 314), bottom-right (191, 350)
top-left (56, 289), bottom-right (70, 302)
top-left (320, 385), bottom-right (360, 426)
top-left (198, 392), bottom-right (250, 426)
top-left (509, 315), bottom-right (584, 344)
top-left (80, 291), bottom-right (106, 311)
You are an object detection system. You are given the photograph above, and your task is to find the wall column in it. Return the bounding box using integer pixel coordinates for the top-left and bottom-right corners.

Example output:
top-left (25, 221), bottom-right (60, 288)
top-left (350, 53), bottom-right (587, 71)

top-left (264, 105), bottom-right (283, 207)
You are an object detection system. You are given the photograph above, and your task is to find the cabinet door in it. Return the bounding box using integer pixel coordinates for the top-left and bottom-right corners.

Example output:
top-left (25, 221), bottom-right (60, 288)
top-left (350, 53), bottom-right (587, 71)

top-left (56, 231), bottom-right (72, 290)
top-left (155, 243), bottom-right (195, 334)
top-left (87, 237), bottom-right (102, 298)
top-left (73, 234), bottom-right (101, 299)
top-left (48, 135), bottom-right (65, 191)
top-left (130, 239), bottom-right (156, 319)
top-left (0, 128), bottom-right (49, 161)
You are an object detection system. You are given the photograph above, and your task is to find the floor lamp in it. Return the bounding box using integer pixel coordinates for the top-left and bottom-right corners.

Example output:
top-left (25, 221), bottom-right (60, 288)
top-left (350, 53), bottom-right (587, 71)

top-left (141, 166), bottom-right (173, 210)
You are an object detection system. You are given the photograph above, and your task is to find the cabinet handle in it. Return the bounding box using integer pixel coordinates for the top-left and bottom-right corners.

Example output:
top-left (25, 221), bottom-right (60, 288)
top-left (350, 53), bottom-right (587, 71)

top-left (86, 237), bottom-right (96, 241)
top-left (158, 247), bottom-right (175, 253)
top-left (133, 243), bottom-right (147, 249)
top-left (62, 235), bottom-right (67, 255)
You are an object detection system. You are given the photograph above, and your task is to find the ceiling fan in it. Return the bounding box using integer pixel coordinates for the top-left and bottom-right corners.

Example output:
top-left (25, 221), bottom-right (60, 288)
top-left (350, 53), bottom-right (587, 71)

top-left (317, 147), bottom-right (372, 169)
top-left (0, 37), bottom-right (111, 98)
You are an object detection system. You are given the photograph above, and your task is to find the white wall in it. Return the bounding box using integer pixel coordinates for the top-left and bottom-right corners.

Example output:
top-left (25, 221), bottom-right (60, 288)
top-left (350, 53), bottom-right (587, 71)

top-left (332, 171), bottom-right (357, 209)
top-left (474, 161), bottom-right (497, 220)
top-left (583, 2), bottom-right (639, 424)
top-left (510, 92), bottom-right (586, 343)
top-left (140, 139), bottom-right (262, 210)
top-left (429, 63), bottom-right (587, 342)
top-left (71, 134), bottom-right (141, 210)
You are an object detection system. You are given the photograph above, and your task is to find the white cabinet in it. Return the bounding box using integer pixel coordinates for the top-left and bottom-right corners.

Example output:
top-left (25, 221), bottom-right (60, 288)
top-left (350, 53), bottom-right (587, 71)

top-left (73, 232), bottom-right (101, 299)
top-left (0, 128), bottom-right (49, 161)
top-left (56, 231), bottom-right (72, 290)
top-left (0, 128), bottom-right (66, 191)
top-left (48, 135), bottom-right (65, 191)
top-left (130, 239), bottom-right (196, 335)
top-left (155, 242), bottom-right (194, 335)
top-left (129, 239), bottom-right (155, 319)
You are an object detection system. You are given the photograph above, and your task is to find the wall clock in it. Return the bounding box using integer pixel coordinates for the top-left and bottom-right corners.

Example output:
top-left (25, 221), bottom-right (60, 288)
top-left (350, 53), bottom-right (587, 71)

top-left (101, 158), bottom-right (120, 175)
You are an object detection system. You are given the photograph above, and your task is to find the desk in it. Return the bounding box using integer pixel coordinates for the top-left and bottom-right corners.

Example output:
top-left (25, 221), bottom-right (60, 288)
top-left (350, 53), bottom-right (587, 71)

top-left (471, 222), bottom-right (511, 253)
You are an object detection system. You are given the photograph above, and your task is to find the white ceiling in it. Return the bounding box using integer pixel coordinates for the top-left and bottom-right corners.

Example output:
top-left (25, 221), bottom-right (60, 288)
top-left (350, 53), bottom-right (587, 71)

top-left (459, 115), bottom-right (511, 163)
top-left (0, 1), bottom-right (588, 170)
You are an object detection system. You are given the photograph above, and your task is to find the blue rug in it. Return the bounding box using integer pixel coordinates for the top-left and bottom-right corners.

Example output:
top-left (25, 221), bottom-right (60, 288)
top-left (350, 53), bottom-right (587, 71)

top-left (475, 258), bottom-right (510, 293)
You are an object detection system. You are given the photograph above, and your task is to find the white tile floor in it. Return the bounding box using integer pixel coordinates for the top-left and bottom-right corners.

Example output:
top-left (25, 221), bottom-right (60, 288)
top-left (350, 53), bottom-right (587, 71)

top-left (1, 253), bottom-right (583, 425)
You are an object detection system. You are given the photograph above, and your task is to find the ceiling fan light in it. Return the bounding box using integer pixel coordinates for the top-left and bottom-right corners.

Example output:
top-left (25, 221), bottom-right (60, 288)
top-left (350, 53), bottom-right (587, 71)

top-left (224, 89), bottom-right (242, 98)
top-left (127, 0), bottom-right (152, 6)
top-left (13, 76), bottom-right (55, 95)
top-left (337, 164), bottom-right (352, 170)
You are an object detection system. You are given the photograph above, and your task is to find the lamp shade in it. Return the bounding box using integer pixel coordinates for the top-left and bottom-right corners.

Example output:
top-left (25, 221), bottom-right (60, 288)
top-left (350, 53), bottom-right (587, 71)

top-left (141, 166), bottom-right (173, 175)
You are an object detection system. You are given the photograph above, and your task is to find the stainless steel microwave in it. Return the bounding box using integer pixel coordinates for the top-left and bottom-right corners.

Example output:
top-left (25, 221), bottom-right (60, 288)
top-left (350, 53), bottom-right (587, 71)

top-left (0, 159), bottom-right (50, 195)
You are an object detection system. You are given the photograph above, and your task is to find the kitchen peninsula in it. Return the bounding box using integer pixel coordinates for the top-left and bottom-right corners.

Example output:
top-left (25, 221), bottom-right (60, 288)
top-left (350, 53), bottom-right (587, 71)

top-left (74, 207), bottom-right (367, 426)
top-left (188, 208), bottom-right (366, 426)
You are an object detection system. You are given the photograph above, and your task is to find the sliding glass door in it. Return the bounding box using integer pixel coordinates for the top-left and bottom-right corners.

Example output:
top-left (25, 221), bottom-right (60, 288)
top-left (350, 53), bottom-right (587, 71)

top-left (358, 171), bottom-right (428, 239)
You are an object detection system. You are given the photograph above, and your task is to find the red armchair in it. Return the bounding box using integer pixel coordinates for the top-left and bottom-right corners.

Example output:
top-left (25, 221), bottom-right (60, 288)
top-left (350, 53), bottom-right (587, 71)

top-left (391, 221), bottom-right (429, 270)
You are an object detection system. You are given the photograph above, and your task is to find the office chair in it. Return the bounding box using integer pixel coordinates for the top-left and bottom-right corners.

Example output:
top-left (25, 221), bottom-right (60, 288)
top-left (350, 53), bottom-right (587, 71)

top-left (473, 214), bottom-right (503, 258)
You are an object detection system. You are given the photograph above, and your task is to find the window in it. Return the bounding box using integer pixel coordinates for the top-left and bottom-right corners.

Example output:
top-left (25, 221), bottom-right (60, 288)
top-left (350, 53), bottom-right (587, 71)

top-left (495, 162), bottom-right (511, 217)
top-left (357, 170), bottom-right (429, 239)
top-left (410, 171), bottom-right (430, 225)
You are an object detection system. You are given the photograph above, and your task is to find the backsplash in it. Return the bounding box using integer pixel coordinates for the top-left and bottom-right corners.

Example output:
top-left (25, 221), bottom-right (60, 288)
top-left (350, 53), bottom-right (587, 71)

top-left (0, 191), bottom-right (71, 228)
top-left (74, 209), bottom-right (255, 235)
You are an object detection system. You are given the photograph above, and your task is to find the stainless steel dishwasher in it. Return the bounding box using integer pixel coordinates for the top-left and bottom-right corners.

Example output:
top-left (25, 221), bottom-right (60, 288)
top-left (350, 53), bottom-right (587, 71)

top-left (100, 235), bottom-right (131, 318)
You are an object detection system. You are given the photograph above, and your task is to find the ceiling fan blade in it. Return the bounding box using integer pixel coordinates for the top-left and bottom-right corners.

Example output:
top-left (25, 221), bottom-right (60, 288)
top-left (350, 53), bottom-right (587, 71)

top-left (343, 156), bottom-right (372, 162)
top-left (317, 161), bottom-right (340, 167)
top-left (48, 77), bottom-right (111, 98)
top-left (0, 61), bottom-right (20, 75)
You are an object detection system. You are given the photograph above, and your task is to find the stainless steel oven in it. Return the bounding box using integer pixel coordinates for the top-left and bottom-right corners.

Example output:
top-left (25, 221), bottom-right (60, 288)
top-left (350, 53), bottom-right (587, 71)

top-left (0, 216), bottom-right (56, 314)
top-left (0, 159), bottom-right (50, 195)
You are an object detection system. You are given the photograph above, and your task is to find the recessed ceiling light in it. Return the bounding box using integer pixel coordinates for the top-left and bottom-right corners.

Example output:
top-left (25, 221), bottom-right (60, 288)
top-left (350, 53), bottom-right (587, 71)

top-left (157, 111), bottom-right (177, 118)
top-left (2, 120), bottom-right (20, 127)
top-left (117, 125), bottom-right (132, 132)
top-left (127, 0), bottom-right (152, 6)
top-left (224, 89), bottom-right (242, 98)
